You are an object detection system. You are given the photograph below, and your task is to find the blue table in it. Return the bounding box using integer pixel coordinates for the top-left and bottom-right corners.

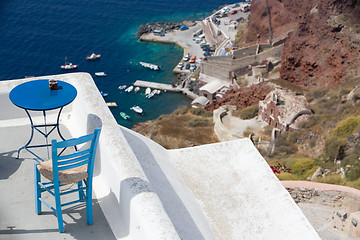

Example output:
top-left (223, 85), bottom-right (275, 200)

top-left (9, 80), bottom-right (77, 160)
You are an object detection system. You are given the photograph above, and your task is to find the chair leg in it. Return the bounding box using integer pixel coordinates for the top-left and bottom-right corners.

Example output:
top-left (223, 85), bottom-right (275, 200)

top-left (86, 180), bottom-right (93, 225)
top-left (78, 180), bottom-right (85, 201)
top-left (54, 183), bottom-right (64, 233)
top-left (34, 162), bottom-right (41, 214)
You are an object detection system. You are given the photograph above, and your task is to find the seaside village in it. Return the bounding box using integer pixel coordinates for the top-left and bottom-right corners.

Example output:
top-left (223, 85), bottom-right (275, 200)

top-left (139, 2), bottom-right (312, 146)
top-left (3, 1), bottom-right (360, 240)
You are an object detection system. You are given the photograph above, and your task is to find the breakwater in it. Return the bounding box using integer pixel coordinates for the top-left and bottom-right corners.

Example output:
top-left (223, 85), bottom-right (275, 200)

top-left (137, 21), bottom-right (196, 37)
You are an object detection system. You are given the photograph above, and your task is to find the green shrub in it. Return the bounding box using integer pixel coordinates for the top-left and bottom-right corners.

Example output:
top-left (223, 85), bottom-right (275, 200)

top-left (324, 136), bottom-right (347, 160)
top-left (306, 88), bottom-right (328, 102)
top-left (174, 106), bottom-right (189, 115)
top-left (189, 108), bottom-right (212, 117)
top-left (240, 105), bottom-right (259, 119)
top-left (271, 66), bottom-right (279, 73)
top-left (332, 116), bottom-right (360, 138)
top-left (286, 132), bottom-right (299, 144)
top-left (347, 178), bottom-right (360, 189)
top-left (313, 174), bottom-right (346, 185)
top-left (186, 118), bottom-right (211, 127)
top-left (291, 158), bottom-right (315, 176)
top-left (346, 163), bottom-right (360, 181)
top-left (247, 71), bottom-right (253, 76)
top-left (276, 172), bottom-right (300, 181)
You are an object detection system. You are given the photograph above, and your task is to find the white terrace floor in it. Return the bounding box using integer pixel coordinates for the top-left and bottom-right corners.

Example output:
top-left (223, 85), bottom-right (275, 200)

top-left (0, 124), bottom-right (116, 240)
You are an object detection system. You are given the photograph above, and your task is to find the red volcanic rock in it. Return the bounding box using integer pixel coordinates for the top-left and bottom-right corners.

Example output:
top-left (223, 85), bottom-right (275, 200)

top-left (205, 83), bottom-right (273, 111)
top-left (244, 0), bottom-right (360, 88)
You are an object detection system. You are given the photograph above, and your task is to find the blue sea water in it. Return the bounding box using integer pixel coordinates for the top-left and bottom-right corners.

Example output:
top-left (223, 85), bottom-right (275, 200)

top-left (0, 0), bottom-right (233, 128)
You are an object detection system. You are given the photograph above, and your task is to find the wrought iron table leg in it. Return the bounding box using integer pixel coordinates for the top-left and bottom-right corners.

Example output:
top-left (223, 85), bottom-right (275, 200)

top-left (17, 109), bottom-right (35, 159)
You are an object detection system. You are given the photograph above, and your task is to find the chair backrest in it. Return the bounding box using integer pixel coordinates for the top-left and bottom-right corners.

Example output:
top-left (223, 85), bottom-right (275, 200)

top-left (51, 129), bottom-right (101, 182)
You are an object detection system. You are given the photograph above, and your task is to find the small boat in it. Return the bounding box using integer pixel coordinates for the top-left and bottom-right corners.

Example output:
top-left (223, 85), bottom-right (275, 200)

top-left (134, 87), bottom-right (140, 93)
top-left (155, 89), bottom-right (161, 94)
top-left (100, 91), bottom-right (108, 97)
top-left (95, 72), bottom-right (106, 77)
top-left (120, 112), bottom-right (131, 120)
top-left (106, 102), bottom-right (118, 107)
top-left (139, 61), bottom-right (160, 71)
top-left (130, 105), bottom-right (143, 114)
top-left (145, 87), bottom-right (151, 95)
top-left (125, 86), bottom-right (133, 92)
top-left (146, 92), bottom-right (155, 98)
top-left (61, 57), bottom-right (78, 70)
top-left (118, 85), bottom-right (126, 90)
top-left (86, 52), bottom-right (101, 60)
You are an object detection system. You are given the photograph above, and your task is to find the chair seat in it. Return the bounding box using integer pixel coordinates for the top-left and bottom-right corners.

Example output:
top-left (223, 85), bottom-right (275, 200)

top-left (37, 160), bottom-right (88, 185)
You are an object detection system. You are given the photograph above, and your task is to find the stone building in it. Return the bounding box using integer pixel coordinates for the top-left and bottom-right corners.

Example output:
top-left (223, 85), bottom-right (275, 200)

top-left (258, 88), bottom-right (312, 131)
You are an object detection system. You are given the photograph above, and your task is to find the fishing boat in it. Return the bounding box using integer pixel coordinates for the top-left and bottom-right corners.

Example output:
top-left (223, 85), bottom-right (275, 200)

top-left (95, 72), bottom-right (106, 77)
top-left (118, 85), bottom-right (126, 90)
top-left (134, 87), bottom-right (140, 93)
top-left (139, 61), bottom-right (160, 71)
top-left (130, 105), bottom-right (143, 114)
top-left (106, 102), bottom-right (118, 107)
top-left (60, 57), bottom-right (78, 70)
top-left (125, 86), bottom-right (133, 92)
top-left (86, 52), bottom-right (101, 60)
top-left (120, 112), bottom-right (131, 120)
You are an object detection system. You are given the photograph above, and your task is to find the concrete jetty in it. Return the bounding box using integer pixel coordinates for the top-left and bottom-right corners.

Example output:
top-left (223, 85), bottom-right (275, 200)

top-left (134, 80), bottom-right (181, 92)
top-left (134, 80), bottom-right (199, 99)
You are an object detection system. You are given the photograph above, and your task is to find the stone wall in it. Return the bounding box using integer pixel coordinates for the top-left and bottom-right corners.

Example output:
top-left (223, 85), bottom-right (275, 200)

top-left (233, 45), bottom-right (258, 58)
top-left (201, 44), bottom-right (284, 82)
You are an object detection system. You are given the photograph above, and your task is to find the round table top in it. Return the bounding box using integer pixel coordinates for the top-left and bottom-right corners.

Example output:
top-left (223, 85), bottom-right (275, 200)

top-left (9, 79), bottom-right (77, 111)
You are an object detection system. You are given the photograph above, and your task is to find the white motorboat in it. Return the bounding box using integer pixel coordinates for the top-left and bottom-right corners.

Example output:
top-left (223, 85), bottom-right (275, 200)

top-left (118, 85), bottom-right (126, 90)
top-left (86, 52), bottom-right (101, 60)
top-left (95, 72), bottom-right (106, 77)
top-left (139, 61), bottom-right (160, 71)
top-left (134, 87), bottom-right (140, 93)
top-left (125, 86), bottom-right (134, 92)
top-left (130, 105), bottom-right (143, 114)
top-left (146, 92), bottom-right (155, 98)
top-left (145, 87), bottom-right (151, 95)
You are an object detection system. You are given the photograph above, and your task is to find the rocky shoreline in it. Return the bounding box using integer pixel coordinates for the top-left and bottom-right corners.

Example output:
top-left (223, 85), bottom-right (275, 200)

top-left (137, 20), bottom-right (196, 38)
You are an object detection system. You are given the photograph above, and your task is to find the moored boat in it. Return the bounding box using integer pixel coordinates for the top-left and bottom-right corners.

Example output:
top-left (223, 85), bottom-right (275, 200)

top-left (106, 102), bottom-right (118, 107)
top-left (60, 57), bottom-right (78, 70)
top-left (139, 61), bottom-right (160, 71)
top-left (120, 112), bottom-right (131, 120)
top-left (100, 91), bottom-right (108, 97)
top-left (125, 86), bottom-right (134, 92)
top-left (118, 85), bottom-right (126, 90)
top-left (86, 52), bottom-right (101, 60)
top-left (130, 105), bottom-right (143, 114)
top-left (145, 87), bottom-right (151, 95)
top-left (95, 72), bottom-right (106, 77)
top-left (134, 87), bottom-right (140, 93)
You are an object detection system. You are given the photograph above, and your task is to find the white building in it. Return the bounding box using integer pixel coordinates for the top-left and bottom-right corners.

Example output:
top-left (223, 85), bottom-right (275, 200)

top-left (0, 73), bottom-right (320, 239)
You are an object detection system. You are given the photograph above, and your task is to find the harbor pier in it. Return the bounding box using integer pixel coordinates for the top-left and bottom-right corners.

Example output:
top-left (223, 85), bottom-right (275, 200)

top-left (133, 80), bottom-right (199, 99)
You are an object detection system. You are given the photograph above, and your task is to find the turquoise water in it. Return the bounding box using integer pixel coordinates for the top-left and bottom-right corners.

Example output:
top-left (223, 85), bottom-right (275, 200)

top-left (0, 0), bottom-right (233, 128)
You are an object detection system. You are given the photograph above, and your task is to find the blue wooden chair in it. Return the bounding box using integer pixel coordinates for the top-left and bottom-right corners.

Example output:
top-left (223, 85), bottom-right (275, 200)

top-left (34, 129), bottom-right (101, 233)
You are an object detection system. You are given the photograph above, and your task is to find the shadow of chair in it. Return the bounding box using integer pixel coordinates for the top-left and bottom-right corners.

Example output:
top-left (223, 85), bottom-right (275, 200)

top-left (34, 128), bottom-right (101, 233)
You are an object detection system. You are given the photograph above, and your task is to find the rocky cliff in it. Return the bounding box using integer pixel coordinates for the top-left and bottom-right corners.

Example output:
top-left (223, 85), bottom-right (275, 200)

top-left (244, 0), bottom-right (360, 88)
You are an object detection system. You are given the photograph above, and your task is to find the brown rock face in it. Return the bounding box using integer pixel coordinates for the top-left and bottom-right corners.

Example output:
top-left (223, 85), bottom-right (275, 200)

top-left (245, 0), bottom-right (360, 88)
top-left (205, 83), bottom-right (273, 111)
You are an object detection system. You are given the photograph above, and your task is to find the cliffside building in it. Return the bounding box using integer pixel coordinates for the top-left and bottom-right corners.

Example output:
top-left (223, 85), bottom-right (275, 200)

top-left (258, 88), bottom-right (312, 131)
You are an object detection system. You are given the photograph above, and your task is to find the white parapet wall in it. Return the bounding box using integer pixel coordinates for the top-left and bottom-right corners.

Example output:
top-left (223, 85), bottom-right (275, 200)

top-left (0, 73), bottom-right (321, 240)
